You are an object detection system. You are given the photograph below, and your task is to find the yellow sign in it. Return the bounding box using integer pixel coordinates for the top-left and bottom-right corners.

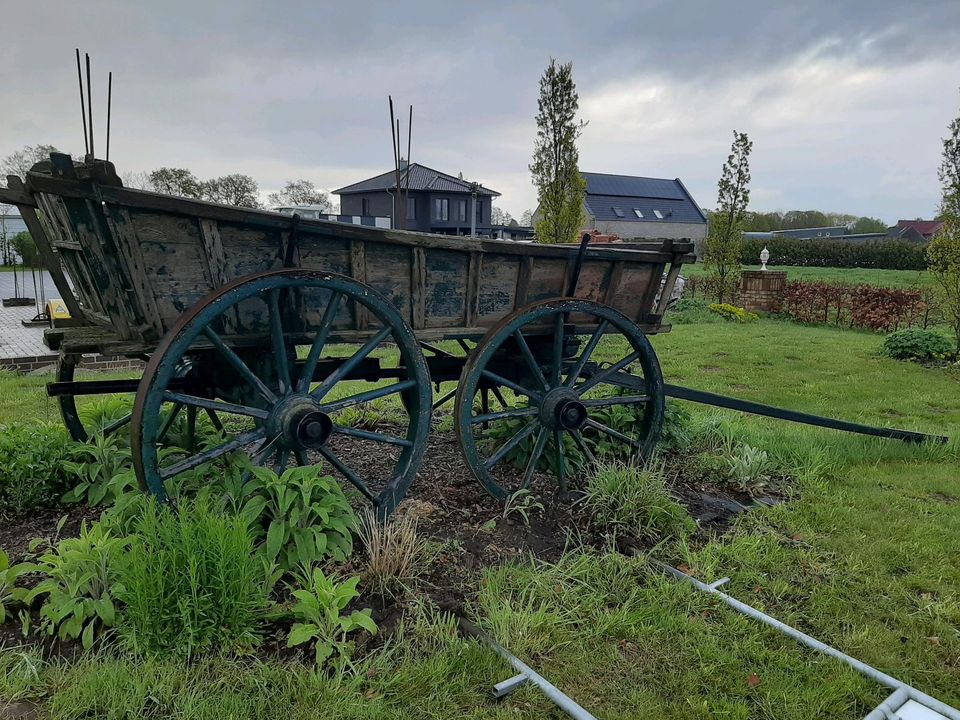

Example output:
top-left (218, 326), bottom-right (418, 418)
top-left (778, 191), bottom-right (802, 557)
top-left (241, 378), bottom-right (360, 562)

top-left (46, 299), bottom-right (71, 320)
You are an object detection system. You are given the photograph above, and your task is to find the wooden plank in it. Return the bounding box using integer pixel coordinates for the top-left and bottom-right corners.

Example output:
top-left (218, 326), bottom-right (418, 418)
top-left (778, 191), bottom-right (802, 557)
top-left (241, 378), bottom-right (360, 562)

top-left (464, 251), bottom-right (481, 327)
top-left (411, 247), bottom-right (426, 330)
top-left (636, 262), bottom-right (666, 323)
top-left (655, 262), bottom-right (684, 315)
top-left (198, 218), bottom-right (230, 290)
top-left (515, 255), bottom-right (533, 308)
top-left (350, 239), bottom-right (368, 330)
top-left (14, 203), bottom-right (85, 320)
top-left (105, 206), bottom-right (165, 337)
top-left (602, 262), bottom-right (624, 307)
top-left (78, 198), bottom-right (135, 337)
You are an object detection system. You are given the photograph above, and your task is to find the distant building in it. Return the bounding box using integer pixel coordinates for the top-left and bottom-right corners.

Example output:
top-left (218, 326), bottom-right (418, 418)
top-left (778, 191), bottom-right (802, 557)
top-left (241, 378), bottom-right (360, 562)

top-left (771, 226), bottom-right (847, 240)
top-left (888, 219), bottom-right (942, 243)
top-left (333, 162), bottom-right (500, 235)
top-left (0, 213), bottom-right (27, 238)
top-left (273, 205), bottom-right (390, 229)
top-left (535, 173), bottom-right (707, 244)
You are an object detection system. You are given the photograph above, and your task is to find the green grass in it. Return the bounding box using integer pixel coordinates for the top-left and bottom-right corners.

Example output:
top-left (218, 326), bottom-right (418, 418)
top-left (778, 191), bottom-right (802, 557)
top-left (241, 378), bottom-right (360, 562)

top-left (2, 320), bottom-right (959, 717)
top-left (684, 263), bottom-right (932, 288)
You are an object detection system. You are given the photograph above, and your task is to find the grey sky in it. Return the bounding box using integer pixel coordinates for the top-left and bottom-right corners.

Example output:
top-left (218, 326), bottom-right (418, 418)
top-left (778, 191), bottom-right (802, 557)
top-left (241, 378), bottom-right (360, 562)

top-left (2, 0), bottom-right (959, 222)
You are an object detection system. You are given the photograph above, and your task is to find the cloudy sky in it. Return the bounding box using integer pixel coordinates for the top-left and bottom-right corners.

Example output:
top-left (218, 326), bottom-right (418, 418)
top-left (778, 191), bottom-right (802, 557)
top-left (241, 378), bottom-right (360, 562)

top-left (2, 1), bottom-right (959, 221)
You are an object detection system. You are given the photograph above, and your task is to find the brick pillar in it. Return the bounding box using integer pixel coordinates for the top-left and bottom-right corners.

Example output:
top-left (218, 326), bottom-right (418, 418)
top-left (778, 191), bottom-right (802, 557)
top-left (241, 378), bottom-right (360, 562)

top-left (740, 270), bottom-right (787, 312)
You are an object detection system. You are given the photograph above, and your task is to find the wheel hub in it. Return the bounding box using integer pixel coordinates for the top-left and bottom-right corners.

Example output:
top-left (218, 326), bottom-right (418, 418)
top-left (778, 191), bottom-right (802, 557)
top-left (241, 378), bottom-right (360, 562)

top-left (267, 395), bottom-right (332, 450)
top-left (539, 387), bottom-right (587, 430)
top-left (296, 411), bottom-right (332, 449)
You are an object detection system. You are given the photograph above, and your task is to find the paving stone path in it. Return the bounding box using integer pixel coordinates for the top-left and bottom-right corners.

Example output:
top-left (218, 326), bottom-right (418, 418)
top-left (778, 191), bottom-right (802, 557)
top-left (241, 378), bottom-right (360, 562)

top-left (0, 269), bottom-right (58, 360)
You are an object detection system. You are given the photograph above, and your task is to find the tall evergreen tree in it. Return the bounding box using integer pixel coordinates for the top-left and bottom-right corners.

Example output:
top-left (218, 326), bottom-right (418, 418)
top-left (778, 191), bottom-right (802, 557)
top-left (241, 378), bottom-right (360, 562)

top-left (704, 131), bottom-right (753, 303)
top-left (927, 89), bottom-right (960, 354)
top-left (530, 59), bottom-right (586, 244)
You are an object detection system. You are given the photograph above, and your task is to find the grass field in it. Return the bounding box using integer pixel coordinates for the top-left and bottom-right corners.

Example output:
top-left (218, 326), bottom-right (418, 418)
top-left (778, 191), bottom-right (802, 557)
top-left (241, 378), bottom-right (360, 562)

top-left (683, 263), bottom-right (933, 288)
top-left (2, 318), bottom-right (959, 718)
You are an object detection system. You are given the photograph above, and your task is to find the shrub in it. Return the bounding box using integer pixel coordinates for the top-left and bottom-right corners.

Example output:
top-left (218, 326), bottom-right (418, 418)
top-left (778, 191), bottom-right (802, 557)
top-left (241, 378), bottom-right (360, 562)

top-left (580, 461), bottom-right (694, 542)
top-left (882, 329), bottom-right (955, 361)
top-left (723, 444), bottom-right (771, 495)
top-left (741, 236), bottom-right (928, 270)
top-left (708, 303), bottom-right (759, 323)
top-left (286, 567), bottom-right (377, 667)
top-left (783, 281), bottom-right (934, 332)
top-left (0, 423), bottom-right (74, 517)
top-left (670, 296), bottom-right (722, 325)
top-left (357, 509), bottom-right (425, 597)
top-left (62, 435), bottom-right (132, 506)
top-left (23, 522), bottom-right (128, 649)
top-left (658, 400), bottom-right (695, 452)
top-left (10, 231), bottom-right (39, 266)
top-left (115, 497), bottom-right (269, 656)
top-left (0, 548), bottom-right (30, 623)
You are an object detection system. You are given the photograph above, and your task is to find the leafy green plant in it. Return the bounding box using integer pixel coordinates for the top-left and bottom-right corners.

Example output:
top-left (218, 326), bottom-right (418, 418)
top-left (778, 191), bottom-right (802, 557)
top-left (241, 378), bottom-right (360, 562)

top-left (881, 328), bottom-right (955, 362)
top-left (580, 460), bottom-right (693, 542)
top-left (23, 522), bottom-right (128, 649)
top-left (0, 548), bottom-right (30, 623)
top-left (77, 396), bottom-right (134, 444)
top-left (502, 489), bottom-right (544, 525)
top-left (286, 567), bottom-right (377, 666)
top-left (115, 496), bottom-right (269, 656)
top-left (242, 466), bottom-right (357, 572)
top-left (62, 434), bottom-right (132, 506)
top-left (659, 400), bottom-right (694, 452)
top-left (724, 444), bottom-right (771, 495)
top-left (708, 302), bottom-right (759, 323)
top-left (0, 422), bottom-right (74, 516)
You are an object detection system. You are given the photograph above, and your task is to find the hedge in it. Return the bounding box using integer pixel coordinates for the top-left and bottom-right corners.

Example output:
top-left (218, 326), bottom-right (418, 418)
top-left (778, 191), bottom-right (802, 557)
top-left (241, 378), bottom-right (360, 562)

top-left (741, 237), bottom-right (928, 270)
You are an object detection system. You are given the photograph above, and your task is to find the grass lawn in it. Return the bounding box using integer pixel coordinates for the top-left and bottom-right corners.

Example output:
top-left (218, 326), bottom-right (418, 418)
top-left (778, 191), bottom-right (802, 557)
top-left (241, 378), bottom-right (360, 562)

top-left (684, 263), bottom-right (932, 288)
top-left (2, 318), bottom-right (959, 718)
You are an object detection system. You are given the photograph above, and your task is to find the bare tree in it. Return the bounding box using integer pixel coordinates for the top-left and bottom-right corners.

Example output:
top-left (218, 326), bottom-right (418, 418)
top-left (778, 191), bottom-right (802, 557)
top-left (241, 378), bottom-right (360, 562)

top-left (2, 144), bottom-right (64, 179)
top-left (148, 167), bottom-right (203, 197)
top-left (267, 179), bottom-right (332, 210)
top-left (201, 174), bottom-right (262, 208)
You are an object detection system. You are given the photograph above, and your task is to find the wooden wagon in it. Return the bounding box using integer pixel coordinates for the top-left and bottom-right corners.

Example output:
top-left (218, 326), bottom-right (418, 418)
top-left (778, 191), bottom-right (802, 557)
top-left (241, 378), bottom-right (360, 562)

top-left (1, 155), bottom-right (694, 515)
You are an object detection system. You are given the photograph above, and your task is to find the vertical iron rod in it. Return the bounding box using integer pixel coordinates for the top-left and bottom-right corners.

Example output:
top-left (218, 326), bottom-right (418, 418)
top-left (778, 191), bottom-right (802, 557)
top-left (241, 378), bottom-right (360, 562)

top-left (106, 71), bottom-right (112, 162)
top-left (389, 96), bottom-right (400, 228)
top-left (405, 104), bottom-right (412, 228)
top-left (85, 53), bottom-right (94, 158)
top-left (75, 49), bottom-right (89, 156)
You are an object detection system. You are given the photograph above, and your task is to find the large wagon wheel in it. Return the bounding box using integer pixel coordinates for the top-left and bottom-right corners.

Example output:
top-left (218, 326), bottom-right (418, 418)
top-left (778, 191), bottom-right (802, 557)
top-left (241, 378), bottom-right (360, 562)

top-left (54, 353), bottom-right (147, 442)
top-left (455, 298), bottom-right (664, 501)
top-left (131, 269), bottom-right (432, 517)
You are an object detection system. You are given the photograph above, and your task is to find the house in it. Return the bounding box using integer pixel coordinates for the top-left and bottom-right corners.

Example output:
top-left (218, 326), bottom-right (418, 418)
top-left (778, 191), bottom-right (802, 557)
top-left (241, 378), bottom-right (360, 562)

top-left (771, 226), bottom-right (847, 240)
top-left (560, 172), bottom-right (708, 244)
top-left (0, 213), bottom-right (27, 238)
top-left (273, 204), bottom-right (391, 229)
top-left (888, 219), bottom-right (942, 243)
top-left (333, 161), bottom-right (500, 235)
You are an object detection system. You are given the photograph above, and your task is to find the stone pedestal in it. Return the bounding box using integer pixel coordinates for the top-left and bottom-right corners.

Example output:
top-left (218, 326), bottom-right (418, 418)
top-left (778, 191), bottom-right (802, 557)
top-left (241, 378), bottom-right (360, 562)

top-left (740, 270), bottom-right (786, 313)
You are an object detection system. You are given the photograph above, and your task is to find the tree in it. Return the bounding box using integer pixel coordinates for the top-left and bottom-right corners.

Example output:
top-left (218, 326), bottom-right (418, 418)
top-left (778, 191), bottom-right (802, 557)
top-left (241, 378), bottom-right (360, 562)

top-left (530, 59), bottom-right (586, 244)
top-left (121, 171), bottom-right (152, 190)
top-left (201, 174), bottom-right (262, 208)
top-left (491, 206), bottom-right (513, 226)
top-left (519, 209), bottom-right (534, 227)
top-left (148, 168), bottom-right (202, 198)
top-left (2, 144), bottom-right (63, 179)
top-left (11, 231), bottom-right (38, 266)
top-left (927, 89), bottom-right (960, 354)
top-left (703, 131), bottom-right (753, 304)
top-left (267, 179), bottom-right (332, 210)
top-left (849, 216), bottom-right (887, 234)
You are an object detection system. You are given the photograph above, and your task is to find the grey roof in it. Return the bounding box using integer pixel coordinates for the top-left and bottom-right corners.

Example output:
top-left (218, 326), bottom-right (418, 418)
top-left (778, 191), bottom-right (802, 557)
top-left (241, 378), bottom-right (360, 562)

top-left (581, 172), bottom-right (706, 224)
top-left (334, 163), bottom-right (499, 197)
top-left (771, 226), bottom-right (847, 239)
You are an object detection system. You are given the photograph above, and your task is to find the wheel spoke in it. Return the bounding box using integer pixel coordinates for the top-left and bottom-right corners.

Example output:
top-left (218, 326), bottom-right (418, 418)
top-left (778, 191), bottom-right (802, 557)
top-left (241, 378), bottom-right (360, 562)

top-left (298, 291), bottom-right (343, 392)
top-left (162, 391), bottom-right (270, 419)
top-left (513, 330), bottom-right (548, 392)
top-left (565, 320), bottom-right (608, 387)
top-left (186, 405), bottom-right (197, 452)
top-left (419, 341), bottom-right (455, 358)
top-left (521, 427), bottom-right (549, 490)
top-left (311, 326), bottom-right (392, 401)
top-left (470, 407), bottom-right (538, 425)
top-left (202, 327), bottom-right (277, 405)
top-left (480, 369), bottom-right (541, 402)
top-left (552, 312), bottom-right (564, 387)
top-left (267, 288), bottom-right (291, 395)
top-left (318, 446), bottom-right (377, 503)
top-left (484, 419), bottom-right (539, 470)
top-left (273, 449), bottom-right (290, 476)
top-left (571, 429), bottom-right (597, 466)
top-left (432, 387), bottom-right (457, 410)
top-left (160, 428), bottom-right (266, 479)
top-left (580, 394), bottom-right (649, 408)
top-left (101, 413), bottom-right (132, 437)
top-left (157, 403), bottom-right (184, 442)
top-left (584, 418), bottom-right (642, 450)
top-left (332, 424), bottom-right (413, 447)
top-left (252, 435), bottom-right (281, 466)
top-left (294, 449), bottom-right (309, 466)
top-left (554, 429), bottom-right (566, 492)
top-left (319, 379), bottom-right (417, 414)
top-left (575, 351), bottom-right (641, 396)
top-left (490, 386), bottom-right (509, 410)
top-left (205, 408), bottom-right (225, 433)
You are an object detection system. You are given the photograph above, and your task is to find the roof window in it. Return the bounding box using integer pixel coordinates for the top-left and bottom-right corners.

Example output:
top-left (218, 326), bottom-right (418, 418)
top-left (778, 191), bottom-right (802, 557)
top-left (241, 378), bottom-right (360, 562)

top-left (653, 209), bottom-right (664, 219)
top-left (633, 209), bottom-right (644, 219)
top-left (612, 206), bottom-right (624, 218)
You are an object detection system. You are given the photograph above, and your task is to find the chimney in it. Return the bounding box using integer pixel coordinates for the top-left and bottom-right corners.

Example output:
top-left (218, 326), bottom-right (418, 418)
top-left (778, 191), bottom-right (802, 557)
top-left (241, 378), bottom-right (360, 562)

top-left (399, 157), bottom-right (409, 170)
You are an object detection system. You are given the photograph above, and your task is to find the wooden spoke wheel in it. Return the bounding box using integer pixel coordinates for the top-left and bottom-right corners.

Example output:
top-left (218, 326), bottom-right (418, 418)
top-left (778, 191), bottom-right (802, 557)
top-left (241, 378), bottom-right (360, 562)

top-left (455, 298), bottom-right (664, 501)
top-left (55, 353), bottom-right (136, 442)
top-left (131, 269), bottom-right (432, 518)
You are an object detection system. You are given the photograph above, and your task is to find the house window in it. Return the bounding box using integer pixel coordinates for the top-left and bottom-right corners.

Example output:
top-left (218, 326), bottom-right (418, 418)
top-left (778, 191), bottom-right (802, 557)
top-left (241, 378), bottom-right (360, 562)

top-left (653, 209), bottom-right (664, 219)
top-left (361, 198), bottom-right (370, 215)
top-left (434, 198), bottom-right (449, 221)
top-left (407, 197), bottom-right (416, 220)
top-left (457, 199), bottom-right (467, 222)
top-left (612, 206), bottom-right (624, 218)
top-left (633, 209), bottom-right (644, 219)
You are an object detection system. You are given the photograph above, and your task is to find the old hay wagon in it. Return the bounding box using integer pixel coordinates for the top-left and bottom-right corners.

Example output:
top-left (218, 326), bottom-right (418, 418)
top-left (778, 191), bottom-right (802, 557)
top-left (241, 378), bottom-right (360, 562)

top-left (1, 155), bottom-right (694, 515)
